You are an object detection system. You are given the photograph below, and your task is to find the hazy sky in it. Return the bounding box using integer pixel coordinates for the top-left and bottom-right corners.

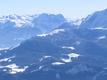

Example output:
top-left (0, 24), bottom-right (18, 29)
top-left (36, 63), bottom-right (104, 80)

top-left (0, 0), bottom-right (107, 19)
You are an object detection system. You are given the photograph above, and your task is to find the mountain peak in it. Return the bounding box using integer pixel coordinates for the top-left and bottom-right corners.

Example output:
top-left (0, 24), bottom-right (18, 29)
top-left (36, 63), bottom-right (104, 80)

top-left (80, 8), bottom-right (107, 28)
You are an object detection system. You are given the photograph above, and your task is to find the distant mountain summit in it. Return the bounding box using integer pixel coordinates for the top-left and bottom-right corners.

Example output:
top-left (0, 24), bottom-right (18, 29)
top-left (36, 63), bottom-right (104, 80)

top-left (0, 13), bottom-right (66, 48)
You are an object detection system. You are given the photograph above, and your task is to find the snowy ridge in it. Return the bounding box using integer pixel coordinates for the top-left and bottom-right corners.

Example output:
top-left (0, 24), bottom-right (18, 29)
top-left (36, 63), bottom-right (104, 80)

top-left (0, 15), bottom-right (32, 27)
top-left (0, 56), bottom-right (15, 62)
top-left (37, 29), bottom-right (65, 37)
top-left (0, 48), bottom-right (9, 51)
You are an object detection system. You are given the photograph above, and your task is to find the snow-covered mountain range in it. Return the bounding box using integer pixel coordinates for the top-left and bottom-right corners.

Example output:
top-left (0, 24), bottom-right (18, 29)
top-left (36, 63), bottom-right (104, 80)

top-left (1, 9), bottom-right (107, 80)
top-left (0, 13), bottom-right (66, 48)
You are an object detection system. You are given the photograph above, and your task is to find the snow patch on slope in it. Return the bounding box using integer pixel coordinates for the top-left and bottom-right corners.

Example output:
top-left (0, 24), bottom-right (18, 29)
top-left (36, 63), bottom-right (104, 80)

top-left (90, 27), bottom-right (107, 30)
top-left (40, 56), bottom-right (52, 62)
top-left (61, 53), bottom-right (80, 63)
top-left (62, 46), bottom-right (75, 50)
top-left (52, 62), bottom-right (65, 65)
top-left (98, 36), bottom-right (106, 40)
top-left (1, 64), bottom-right (28, 74)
